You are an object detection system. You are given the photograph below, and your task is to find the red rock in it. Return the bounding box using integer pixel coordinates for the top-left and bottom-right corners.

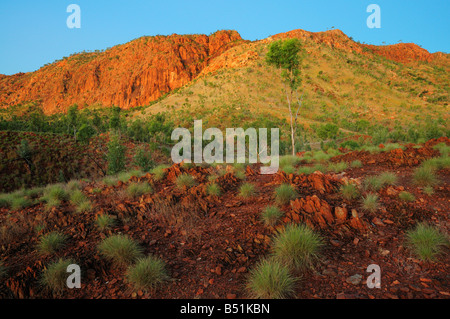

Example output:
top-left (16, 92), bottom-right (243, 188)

top-left (226, 293), bottom-right (237, 299)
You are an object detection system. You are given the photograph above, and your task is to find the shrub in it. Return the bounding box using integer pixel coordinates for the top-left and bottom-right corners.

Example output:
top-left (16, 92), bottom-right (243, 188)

top-left (246, 258), bottom-right (296, 299)
top-left (206, 183), bottom-right (221, 196)
top-left (38, 232), bottom-right (67, 255)
top-left (413, 166), bottom-right (439, 186)
top-left (399, 191), bottom-right (415, 202)
top-left (126, 255), bottom-right (169, 291)
top-left (41, 258), bottom-right (75, 293)
top-left (272, 224), bottom-right (323, 270)
top-left (98, 235), bottom-right (143, 266)
top-left (274, 184), bottom-right (297, 205)
top-left (133, 147), bottom-right (155, 172)
top-left (96, 214), bottom-right (116, 231)
top-left (239, 183), bottom-right (256, 198)
top-left (406, 223), bottom-right (449, 262)
top-left (127, 182), bottom-right (153, 198)
top-left (107, 134), bottom-right (126, 175)
top-left (350, 160), bottom-right (362, 168)
top-left (261, 206), bottom-right (284, 227)
top-left (175, 174), bottom-right (197, 189)
top-left (361, 193), bottom-right (379, 213)
top-left (340, 184), bottom-right (359, 201)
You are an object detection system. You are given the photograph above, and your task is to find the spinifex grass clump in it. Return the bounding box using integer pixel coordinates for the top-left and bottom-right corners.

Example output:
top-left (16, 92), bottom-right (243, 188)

top-left (340, 183), bottom-right (360, 201)
top-left (363, 176), bottom-right (383, 192)
top-left (126, 181), bottom-right (153, 198)
top-left (246, 258), bottom-right (297, 299)
top-left (96, 214), bottom-right (116, 231)
top-left (70, 190), bottom-right (92, 213)
top-left (377, 172), bottom-right (398, 186)
top-left (361, 193), bottom-right (379, 213)
top-left (274, 184), bottom-right (297, 205)
top-left (41, 258), bottom-right (76, 293)
top-left (238, 183), bottom-right (256, 198)
top-left (126, 255), bottom-right (169, 291)
top-left (41, 184), bottom-right (68, 210)
top-left (406, 223), bottom-right (449, 262)
top-left (272, 224), bottom-right (323, 271)
top-left (206, 183), bottom-right (221, 196)
top-left (98, 234), bottom-right (143, 266)
top-left (151, 164), bottom-right (170, 181)
top-left (327, 161), bottom-right (348, 173)
top-left (38, 232), bottom-right (67, 255)
top-left (399, 191), bottom-right (415, 202)
top-left (175, 174), bottom-right (197, 189)
top-left (350, 160), bottom-right (363, 168)
top-left (413, 165), bottom-right (439, 187)
top-left (261, 206), bottom-right (284, 227)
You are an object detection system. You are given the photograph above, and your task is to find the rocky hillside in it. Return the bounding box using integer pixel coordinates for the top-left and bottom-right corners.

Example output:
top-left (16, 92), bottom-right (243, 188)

top-left (0, 28), bottom-right (448, 115)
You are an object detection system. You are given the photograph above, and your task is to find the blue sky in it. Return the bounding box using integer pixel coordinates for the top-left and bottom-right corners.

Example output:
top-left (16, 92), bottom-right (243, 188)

top-left (1, 0), bottom-right (449, 75)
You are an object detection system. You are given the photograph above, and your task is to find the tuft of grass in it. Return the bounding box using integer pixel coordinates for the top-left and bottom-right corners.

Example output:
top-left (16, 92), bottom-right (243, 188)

top-left (363, 176), bottom-right (383, 192)
top-left (246, 258), bottom-right (297, 299)
top-left (127, 181), bottom-right (153, 198)
top-left (423, 186), bottom-right (434, 196)
top-left (11, 196), bottom-right (33, 210)
top-left (433, 143), bottom-right (450, 157)
top-left (38, 232), bottom-right (67, 255)
top-left (66, 180), bottom-right (81, 192)
top-left (327, 161), bottom-right (348, 173)
top-left (98, 234), bottom-right (143, 266)
top-left (206, 183), bottom-right (221, 196)
top-left (361, 193), bottom-right (379, 213)
top-left (234, 169), bottom-right (246, 180)
top-left (41, 184), bottom-right (68, 210)
top-left (96, 214), bottom-right (116, 231)
top-left (377, 172), bottom-right (398, 186)
top-left (238, 183), bottom-right (256, 198)
top-left (102, 175), bottom-right (119, 186)
top-left (175, 174), bottom-right (197, 189)
top-left (41, 258), bottom-right (75, 293)
top-left (279, 155), bottom-right (301, 168)
top-left (126, 255), bottom-right (169, 291)
top-left (406, 223), bottom-right (449, 262)
top-left (350, 160), bottom-right (363, 168)
top-left (261, 206), bottom-right (284, 227)
top-left (280, 165), bottom-right (295, 174)
top-left (297, 166), bottom-right (315, 175)
top-left (399, 191), bottom-right (415, 202)
top-left (340, 183), bottom-right (360, 201)
top-left (413, 166), bottom-right (439, 187)
top-left (151, 164), bottom-right (170, 181)
top-left (69, 190), bottom-right (92, 213)
top-left (383, 143), bottom-right (405, 152)
top-left (272, 224), bottom-right (323, 270)
top-left (274, 184), bottom-right (297, 205)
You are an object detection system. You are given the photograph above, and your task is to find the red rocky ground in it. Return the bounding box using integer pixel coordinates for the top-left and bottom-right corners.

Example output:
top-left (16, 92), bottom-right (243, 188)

top-left (0, 139), bottom-right (449, 299)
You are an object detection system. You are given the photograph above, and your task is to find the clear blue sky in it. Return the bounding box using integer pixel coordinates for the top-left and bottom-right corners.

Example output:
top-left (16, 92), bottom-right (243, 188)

top-left (1, 0), bottom-right (449, 75)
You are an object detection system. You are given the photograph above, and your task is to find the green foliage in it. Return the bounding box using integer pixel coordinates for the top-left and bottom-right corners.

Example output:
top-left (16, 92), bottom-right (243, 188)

top-left (126, 255), bottom-right (169, 291)
top-left (399, 191), bottom-right (415, 202)
top-left (246, 258), bottom-right (297, 299)
top-left (406, 223), bottom-right (449, 262)
top-left (126, 181), bottom-right (153, 198)
top-left (133, 147), bottom-right (155, 172)
top-left (98, 234), bottom-right (143, 266)
top-left (317, 123), bottom-right (339, 140)
top-left (272, 223), bottom-right (323, 270)
top-left (274, 184), bottom-right (297, 205)
top-left (107, 134), bottom-right (126, 175)
top-left (340, 183), bottom-right (360, 201)
top-left (38, 232), bottom-right (67, 255)
top-left (413, 165), bottom-right (438, 187)
top-left (206, 183), bottom-right (221, 196)
top-left (361, 193), bottom-right (379, 213)
top-left (151, 164), bottom-right (170, 181)
top-left (350, 160), bottom-right (363, 168)
top-left (327, 161), bottom-right (348, 173)
top-left (41, 258), bottom-right (75, 293)
top-left (261, 206), bottom-right (284, 227)
top-left (239, 183), bottom-right (256, 198)
top-left (96, 214), bottom-right (116, 231)
top-left (175, 174), bottom-right (197, 189)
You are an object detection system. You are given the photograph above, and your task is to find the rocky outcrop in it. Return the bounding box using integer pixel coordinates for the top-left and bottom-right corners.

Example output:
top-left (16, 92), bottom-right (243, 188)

top-left (0, 30), bottom-right (243, 114)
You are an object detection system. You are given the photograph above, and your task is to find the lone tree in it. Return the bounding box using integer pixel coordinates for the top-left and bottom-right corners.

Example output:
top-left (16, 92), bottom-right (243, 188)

top-left (266, 39), bottom-right (304, 155)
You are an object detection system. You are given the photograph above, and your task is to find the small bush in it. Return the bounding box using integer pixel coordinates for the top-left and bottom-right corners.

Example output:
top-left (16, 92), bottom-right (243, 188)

top-left (363, 176), bottom-right (383, 192)
top-left (327, 161), bottom-right (348, 173)
top-left (127, 182), bottom-right (153, 198)
top-left (206, 183), bottom-right (221, 196)
top-left (399, 191), bottom-right (415, 202)
top-left (98, 235), bottom-right (143, 266)
top-left (239, 183), bottom-right (256, 198)
top-left (38, 232), bottom-right (67, 255)
top-left (350, 160), bottom-right (363, 168)
top-left (151, 165), bottom-right (170, 181)
top-left (41, 258), bottom-right (75, 293)
top-left (175, 174), bottom-right (197, 189)
top-left (126, 255), bottom-right (169, 291)
top-left (272, 224), bottom-right (323, 270)
top-left (378, 172), bottom-right (398, 186)
top-left (279, 155), bottom-right (301, 168)
top-left (96, 214), bottom-right (116, 231)
top-left (274, 184), bottom-right (297, 205)
top-left (413, 166), bottom-right (438, 186)
top-left (261, 206), bottom-right (284, 226)
top-left (297, 166), bottom-right (315, 175)
top-left (340, 184), bottom-right (359, 201)
top-left (246, 258), bottom-right (296, 299)
top-left (361, 193), bottom-right (379, 213)
top-left (406, 223), bottom-right (449, 262)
